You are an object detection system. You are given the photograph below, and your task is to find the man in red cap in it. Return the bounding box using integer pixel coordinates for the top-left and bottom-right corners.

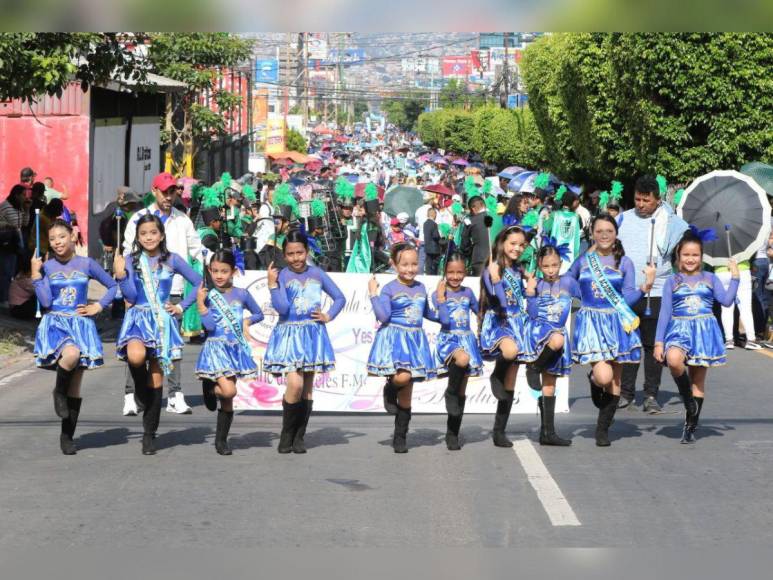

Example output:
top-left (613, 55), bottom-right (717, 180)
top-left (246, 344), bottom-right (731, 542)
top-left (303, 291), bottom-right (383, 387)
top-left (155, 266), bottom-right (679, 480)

top-left (121, 172), bottom-right (203, 416)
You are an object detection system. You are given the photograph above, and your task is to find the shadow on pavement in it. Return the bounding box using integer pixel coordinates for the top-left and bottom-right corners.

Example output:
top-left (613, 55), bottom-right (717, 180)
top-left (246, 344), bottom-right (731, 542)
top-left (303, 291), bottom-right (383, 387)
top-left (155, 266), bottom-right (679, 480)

top-left (76, 427), bottom-right (132, 449)
top-left (154, 426), bottom-right (211, 450)
top-left (306, 426), bottom-right (366, 449)
top-left (229, 430), bottom-right (276, 449)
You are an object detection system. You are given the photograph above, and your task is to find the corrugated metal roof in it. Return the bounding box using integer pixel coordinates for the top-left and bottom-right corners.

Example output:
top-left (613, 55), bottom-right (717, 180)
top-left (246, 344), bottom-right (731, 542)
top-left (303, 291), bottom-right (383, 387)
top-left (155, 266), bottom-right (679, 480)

top-left (0, 83), bottom-right (87, 117)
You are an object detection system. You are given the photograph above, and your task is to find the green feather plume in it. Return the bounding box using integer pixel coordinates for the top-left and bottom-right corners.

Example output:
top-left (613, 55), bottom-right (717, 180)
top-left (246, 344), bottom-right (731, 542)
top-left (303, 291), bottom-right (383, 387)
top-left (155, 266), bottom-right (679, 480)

top-left (142, 192), bottom-right (156, 208)
top-left (534, 172), bottom-right (550, 190)
top-left (241, 184), bottom-right (256, 203)
top-left (521, 209), bottom-right (539, 228)
top-left (484, 195), bottom-right (497, 215)
top-left (364, 183), bottom-right (378, 201)
top-left (599, 190), bottom-right (610, 209)
top-left (311, 198), bottom-right (326, 217)
top-left (220, 172), bottom-right (232, 188)
top-left (481, 180), bottom-right (492, 195)
top-left (191, 183), bottom-right (205, 203)
top-left (610, 180), bottom-right (624, 202)
top-left (656, 175), bottom-right (668, 196)
top-left (451, 201), bottom-right (464, 216)
top-left (673, 188), bottom-right (685, 206)
top-left (438, 223), bottom-right (451, 237)
top-left (334, 177), bottom-right (354, 201)
top-left (555, 185), bottom-right (567, 203)
top-left (201, 187), bottom-right (222, 210)
top-left (273, 183), bottom-right (298, 217)
top-left (463, 176), bottom-right (478, 197)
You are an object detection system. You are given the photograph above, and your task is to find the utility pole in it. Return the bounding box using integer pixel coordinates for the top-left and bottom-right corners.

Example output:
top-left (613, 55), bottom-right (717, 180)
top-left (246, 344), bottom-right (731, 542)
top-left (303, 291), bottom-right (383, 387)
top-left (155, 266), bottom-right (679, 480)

top-left (500, 32), bottom-right (509, 109)
top-left (301, 32), bottom-right (309, 127)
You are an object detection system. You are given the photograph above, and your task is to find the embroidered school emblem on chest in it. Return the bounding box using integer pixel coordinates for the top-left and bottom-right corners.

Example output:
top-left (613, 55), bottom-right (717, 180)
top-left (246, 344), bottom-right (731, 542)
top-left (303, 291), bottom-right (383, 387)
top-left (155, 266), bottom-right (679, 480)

top-left (451, 308), bottom-right (467, 326)
top-left (59, 287), bottom-right (77, 307)
top-left (684, 295), bottom-right (702, 315)
top-left (404, 303), bottom-right (422, 324)
top-left (546, 301), bottom-right (563, 322)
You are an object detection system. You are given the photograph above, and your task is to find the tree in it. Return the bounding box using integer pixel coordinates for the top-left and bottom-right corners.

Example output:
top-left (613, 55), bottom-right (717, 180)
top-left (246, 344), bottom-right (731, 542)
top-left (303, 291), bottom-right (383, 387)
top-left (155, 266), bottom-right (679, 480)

top-left (0, 32), bottom-right (149, 102)
top-left (522, 33), bottom-right (773, 184)
top-left (286, 128), bottom-right (307, 153)
top-left (383, 93), bottom-right (427, 132)
top-left (146, 33), bottom-right (253, 174)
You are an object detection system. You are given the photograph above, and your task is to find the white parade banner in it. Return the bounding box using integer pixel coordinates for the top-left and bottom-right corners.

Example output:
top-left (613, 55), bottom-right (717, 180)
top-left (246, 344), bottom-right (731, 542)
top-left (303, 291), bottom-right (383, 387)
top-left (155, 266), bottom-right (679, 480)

top-left (233, 271), bottom-right (570, 414)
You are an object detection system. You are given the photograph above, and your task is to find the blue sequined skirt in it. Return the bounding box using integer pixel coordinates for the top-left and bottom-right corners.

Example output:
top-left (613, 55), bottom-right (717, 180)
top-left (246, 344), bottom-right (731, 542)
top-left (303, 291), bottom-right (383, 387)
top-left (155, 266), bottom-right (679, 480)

top-left (34, 312), bottom-right (104, 370)
top-left (664, 314), bottom-right (726, 367)
top-left (263, 319), bottom-right (336, 375)
top-left (572, 307), bottom-right (641, 365)
top-left (195, 337), bottom-right (259, 380)
top-left (479, 310), bottom-right (534, 362)
top-left (116, 306), bottom-right (183, 361)
top-left (525, 321), bottom-right (572, 376)
top-left (367, 323), bottom-right (436, 380)
top-left (434, 329), bottom-right (483, 376)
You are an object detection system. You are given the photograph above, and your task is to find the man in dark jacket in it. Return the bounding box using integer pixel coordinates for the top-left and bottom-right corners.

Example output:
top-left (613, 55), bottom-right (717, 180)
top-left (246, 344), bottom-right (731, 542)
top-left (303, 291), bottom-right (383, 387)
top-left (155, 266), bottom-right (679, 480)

top-left (460, 195), bottom-right (491, 276)
top-left (423, 207), bottom-right (441, 275)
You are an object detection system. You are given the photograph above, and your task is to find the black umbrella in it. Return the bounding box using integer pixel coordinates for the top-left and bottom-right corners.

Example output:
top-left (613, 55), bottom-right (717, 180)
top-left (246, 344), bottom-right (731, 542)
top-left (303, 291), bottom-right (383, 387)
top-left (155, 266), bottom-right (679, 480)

top-left (677, 170), bottom-right (772, 266)
top-left (383, 185), bottom-right (424, 225)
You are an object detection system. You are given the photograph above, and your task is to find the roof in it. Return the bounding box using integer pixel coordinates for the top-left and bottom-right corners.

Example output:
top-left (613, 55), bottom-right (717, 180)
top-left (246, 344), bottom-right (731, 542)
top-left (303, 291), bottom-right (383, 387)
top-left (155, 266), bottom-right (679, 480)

top-left (102, 72), bottom-right (188, 93)
top-left (267, 151), bottom-right (309, 164)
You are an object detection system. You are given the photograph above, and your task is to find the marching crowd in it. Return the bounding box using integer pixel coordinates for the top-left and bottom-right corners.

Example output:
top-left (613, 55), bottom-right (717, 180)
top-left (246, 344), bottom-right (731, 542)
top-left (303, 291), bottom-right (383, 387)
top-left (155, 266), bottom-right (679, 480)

top-left (2, 132), bottom-right (773, 457)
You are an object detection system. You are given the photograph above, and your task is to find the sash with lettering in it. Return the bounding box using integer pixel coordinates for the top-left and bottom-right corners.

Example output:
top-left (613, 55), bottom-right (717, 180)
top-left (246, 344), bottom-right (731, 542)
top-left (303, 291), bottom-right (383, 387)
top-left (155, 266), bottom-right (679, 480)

top-left (207, 288), bottom-right (251, 354)
top-left (502, 267), bottom-right (526, 312)
top-left (585, 252), bottom-right (639, 333)
top-left (139, 253), bottom-right (175, 375)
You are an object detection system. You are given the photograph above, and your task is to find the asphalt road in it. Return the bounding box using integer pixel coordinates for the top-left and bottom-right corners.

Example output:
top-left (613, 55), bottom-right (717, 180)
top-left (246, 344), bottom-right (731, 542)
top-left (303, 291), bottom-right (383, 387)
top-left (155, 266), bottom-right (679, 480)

top-left (1, 341), bottom-right (773, 549)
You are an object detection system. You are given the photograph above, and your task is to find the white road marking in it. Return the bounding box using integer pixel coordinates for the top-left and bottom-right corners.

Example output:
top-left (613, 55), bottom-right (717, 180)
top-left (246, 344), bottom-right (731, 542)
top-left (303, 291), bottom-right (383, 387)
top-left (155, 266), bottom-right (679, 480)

top-left (512, 438), bottom-right (581, 527)
top-left (0, 369), bottom-right (37, 388)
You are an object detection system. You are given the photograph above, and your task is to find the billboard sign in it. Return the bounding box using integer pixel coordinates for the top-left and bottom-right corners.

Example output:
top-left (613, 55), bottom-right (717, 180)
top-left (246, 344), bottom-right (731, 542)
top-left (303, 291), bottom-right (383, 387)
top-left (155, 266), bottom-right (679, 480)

top-left (255, 59), bottom-right (279, 83)
top-left (442, 55), bottom-right (471, 78)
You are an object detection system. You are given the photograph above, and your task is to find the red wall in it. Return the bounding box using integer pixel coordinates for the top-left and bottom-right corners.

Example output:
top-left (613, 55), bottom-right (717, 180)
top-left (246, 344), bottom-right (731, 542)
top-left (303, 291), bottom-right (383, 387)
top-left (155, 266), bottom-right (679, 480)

top-left (0, 115), bottom-right (91, 242)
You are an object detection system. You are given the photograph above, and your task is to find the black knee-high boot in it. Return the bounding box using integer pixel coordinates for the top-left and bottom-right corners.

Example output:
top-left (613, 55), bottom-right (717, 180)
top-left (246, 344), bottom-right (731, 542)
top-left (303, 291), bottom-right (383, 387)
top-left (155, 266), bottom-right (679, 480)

top-left (526, 345), bottom-right (561, 391)
top-left (142, 388), bottom-right (162, 455)
top-left (684, 396), bottom-right (704, 444)
top-left (293, 399), bottom-right (313, 454)
top-left (60, 397), bottom-right (82, 455)
top-left (383, 378), bottom-right (398, 415)
top-left (445, 362), bottom-right (467, 415)
top-left (202, 379), bottom-right (217, 412)
top-left (54, 365), bottom-right (75, 419)
top-left (446, 395), bottom-right (466, 451)
top-left (278, 399), bottom-right (304, 454)
top-left (393, 404), bottom-right (411, 453)
top-left (128, 362), bottom-right (149, 409)
top-left (595, 394), bottom-right (620, 447)
top-left (674, 371), bottom-right (697, 444)
top-left (587, 371), bottom-right (606, 409)
top-left (490, 357), bottom-right (512, 400)
top-left (538, 395), bottom-right (571, 446)
top-left (215, 409), bottom-right (234, 455)
top-left (492, 392), bottom-right (514, 447)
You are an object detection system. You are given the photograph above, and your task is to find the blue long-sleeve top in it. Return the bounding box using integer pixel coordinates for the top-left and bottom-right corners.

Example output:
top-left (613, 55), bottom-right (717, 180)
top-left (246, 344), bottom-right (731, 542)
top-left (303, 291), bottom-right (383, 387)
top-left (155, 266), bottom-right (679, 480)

top-left (117, 252), bottom-right (202, 311)
top-left (371, 279), bottom-right (439, 327)
top-left (270, 265), bottom-right (345, 322)
top-left (655, 272), bottom-right (739, 344)
top-left (481, 265), bottom-right (526, 314)
top-left (526, 276), bottom-right (581, 328)
top-left (33, 255), bottom-right (117, 312)
top-left (200, 287), bottom-right (264, 336)
top-left (432, 286), bottom-right (479, 331)
top-left (566, 253), bottom-right (642, 308)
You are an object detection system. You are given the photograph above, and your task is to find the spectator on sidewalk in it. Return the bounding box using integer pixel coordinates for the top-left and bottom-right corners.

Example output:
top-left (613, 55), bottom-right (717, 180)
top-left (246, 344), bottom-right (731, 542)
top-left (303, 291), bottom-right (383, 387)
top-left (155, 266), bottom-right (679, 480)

top-left (8, 251), bottom-right (36, 319)
top-left (0, 185), bottom-right (31, 308)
